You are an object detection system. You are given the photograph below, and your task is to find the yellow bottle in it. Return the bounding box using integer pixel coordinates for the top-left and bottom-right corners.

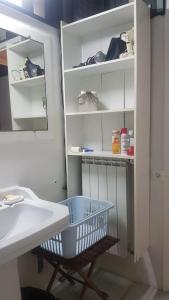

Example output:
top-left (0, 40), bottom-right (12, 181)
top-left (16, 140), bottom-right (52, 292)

top-left (112, 130), bottom-right (121, 154)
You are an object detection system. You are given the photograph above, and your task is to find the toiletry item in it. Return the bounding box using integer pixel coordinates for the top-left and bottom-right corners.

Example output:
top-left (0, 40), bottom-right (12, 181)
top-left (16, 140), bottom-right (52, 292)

top-left (112, 130), bottom-right (121, 154)
top-left (121, 128), bottom-right (129, 155)
top-left (3, 194), bottom-right (24, 205)
top-left (70, 146), bottom-right (82, 153)
top-left (77, 91), bottom-right (99, 112)
top-left (82, 147), bottom-right (94, 152)
top-left (94, 51), bottom-right (106, 63)
top-left (127, 145), bottom-right (134, 156)
top-left (128, 130), bottom-right (134, 145)
top-left (73, 51), bottom-right (106, 68)
top-left (19, 64), bottom-right (26, 80)
top-left (127, 129), bottom-right (134, 156)
top-left (120, 27), bottom-right (135, 58)
top-left (11, 69), bottom-right (20, 81)
top-left (24, 57), bottom-right (44, 78)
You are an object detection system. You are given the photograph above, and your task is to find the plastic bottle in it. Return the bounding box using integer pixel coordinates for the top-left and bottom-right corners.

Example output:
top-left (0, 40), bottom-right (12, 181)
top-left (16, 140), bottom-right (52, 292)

top-left (127, 129), bottom-right (134, 156)
top-left (112, 130), bottom-right (121, 154)
top-left (121, 128), bottom-right (129, 155)
top-left (129, 130), bottom-right (134, 145)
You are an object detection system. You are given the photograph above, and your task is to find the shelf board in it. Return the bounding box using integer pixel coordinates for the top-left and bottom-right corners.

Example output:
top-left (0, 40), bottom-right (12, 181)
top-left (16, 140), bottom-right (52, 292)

top-left (67, 151), bottom-right (134, 160)
top-left (62, 2), bottom-right (134, 37)
top-left (8, 39), bottom-right (43, 55)
top-left (64, 56), bottom-right (134, 77)
top-left (10, 75), bottom-right (45, 88)
top-left (13, 115), bottom-right (46, 120)
top-left (65, 108), bottom-right (134, 116)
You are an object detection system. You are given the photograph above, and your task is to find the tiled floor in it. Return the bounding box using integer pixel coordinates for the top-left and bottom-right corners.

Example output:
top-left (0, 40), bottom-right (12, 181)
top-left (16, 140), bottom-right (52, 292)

top-left (155, 293), bottom-right (169, 300)
top-left (52, 269), bottom-right (169, 300)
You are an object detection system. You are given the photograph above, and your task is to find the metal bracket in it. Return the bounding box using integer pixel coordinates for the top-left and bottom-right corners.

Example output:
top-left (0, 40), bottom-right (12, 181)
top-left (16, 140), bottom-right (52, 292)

top-left (143, 0), bottom-right (166, 17)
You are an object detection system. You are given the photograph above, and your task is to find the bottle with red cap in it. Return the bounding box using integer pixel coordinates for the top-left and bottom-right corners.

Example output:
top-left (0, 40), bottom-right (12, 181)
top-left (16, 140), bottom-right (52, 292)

top-left (121, 128), bottom-right (129, 155)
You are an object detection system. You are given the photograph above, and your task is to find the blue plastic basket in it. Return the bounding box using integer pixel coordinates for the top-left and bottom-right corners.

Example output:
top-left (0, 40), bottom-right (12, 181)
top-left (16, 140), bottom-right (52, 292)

top-left (41, 196), bottom-right (113, 258)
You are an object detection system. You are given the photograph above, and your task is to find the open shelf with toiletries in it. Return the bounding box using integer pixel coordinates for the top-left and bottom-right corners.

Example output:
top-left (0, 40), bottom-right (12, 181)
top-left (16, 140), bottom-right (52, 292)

top-left (66, 111), bottom-right (134, 154)
top-left (61, 1), bottom-right (150, 261)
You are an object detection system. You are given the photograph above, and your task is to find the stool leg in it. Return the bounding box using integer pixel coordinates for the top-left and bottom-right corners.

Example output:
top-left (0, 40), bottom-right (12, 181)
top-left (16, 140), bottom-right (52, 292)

top-left (47, 264), bottom-right (60, 292)
top-left (59, 268), bottom-right (75, 285)
top-left (78, 269), bottom-right (109, 300)
top-left (79, 261), bottom-right (96, 300)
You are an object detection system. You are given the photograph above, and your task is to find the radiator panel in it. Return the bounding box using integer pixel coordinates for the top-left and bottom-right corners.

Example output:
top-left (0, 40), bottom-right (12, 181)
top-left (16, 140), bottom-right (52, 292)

top-left (82, 159), bottom-right (130, 257)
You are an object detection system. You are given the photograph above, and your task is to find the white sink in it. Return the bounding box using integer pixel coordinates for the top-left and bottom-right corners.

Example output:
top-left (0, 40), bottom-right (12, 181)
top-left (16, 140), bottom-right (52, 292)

top-left (0, 186), bottom-right (69, 265)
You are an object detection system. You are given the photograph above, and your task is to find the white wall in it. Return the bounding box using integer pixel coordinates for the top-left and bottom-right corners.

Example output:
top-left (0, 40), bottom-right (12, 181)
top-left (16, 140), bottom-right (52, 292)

top-left (0, 3), bottom-right (66, 202)
top-left (0, 3), bottom-right (65, 293)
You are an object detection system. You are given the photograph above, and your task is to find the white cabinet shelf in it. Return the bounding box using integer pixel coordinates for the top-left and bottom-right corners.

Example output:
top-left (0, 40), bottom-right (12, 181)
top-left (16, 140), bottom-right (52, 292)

top-left (65, 108), bottom-right (134, 116)
top-left (11, 75), bottom-right (45, 88)
top-left (62, 2), bottom-right (134, 37)
top-left (67, 151), bottom-right (134, 160)
top-left (61, 1), bottom-right (150, 261)
top-left (64, 56), bottom-right (134, 77)
top-left (13, 114), bottom-right (46, 120)
top-left (8, 39), bottom-right (43, 56)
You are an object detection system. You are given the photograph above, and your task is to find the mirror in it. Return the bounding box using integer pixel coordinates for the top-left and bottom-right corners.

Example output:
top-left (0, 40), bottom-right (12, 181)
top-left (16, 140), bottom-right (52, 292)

top-left (0, 28), bottom-right (48, 131)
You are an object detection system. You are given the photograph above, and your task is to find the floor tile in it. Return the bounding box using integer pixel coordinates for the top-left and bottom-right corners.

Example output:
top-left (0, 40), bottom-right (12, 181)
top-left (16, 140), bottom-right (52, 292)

top-left (52, 269), bottom-right (169, 300)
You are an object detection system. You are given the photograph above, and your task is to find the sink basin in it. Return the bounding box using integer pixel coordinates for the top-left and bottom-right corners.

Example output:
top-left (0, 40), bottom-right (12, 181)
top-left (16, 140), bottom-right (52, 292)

top-left (0, 186), bottom-right (69, 265)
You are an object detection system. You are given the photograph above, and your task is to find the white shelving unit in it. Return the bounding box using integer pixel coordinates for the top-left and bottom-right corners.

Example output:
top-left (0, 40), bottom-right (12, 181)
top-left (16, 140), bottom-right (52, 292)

top-left (67, 150), bottom-right (134, 160)
top-left (10, 75), bottom-right (45, 87)
top-left (61, 1), bottom-right (150, 261)
top-left (64, 56), bottom-right (134, 76)
top-left (7, 39), bottom-right (47, 130)
top-left (65, 108), bottom-right (134, 116)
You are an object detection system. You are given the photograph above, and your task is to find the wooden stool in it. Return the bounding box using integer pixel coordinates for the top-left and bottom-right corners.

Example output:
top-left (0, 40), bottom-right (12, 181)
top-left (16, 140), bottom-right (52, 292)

top-left (33, 236), bottom-right (119, 300)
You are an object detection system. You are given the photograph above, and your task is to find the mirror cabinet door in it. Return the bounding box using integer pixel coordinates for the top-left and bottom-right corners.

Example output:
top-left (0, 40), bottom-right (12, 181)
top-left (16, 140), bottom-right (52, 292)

top-left (0, 28), bottom-right (48, 131)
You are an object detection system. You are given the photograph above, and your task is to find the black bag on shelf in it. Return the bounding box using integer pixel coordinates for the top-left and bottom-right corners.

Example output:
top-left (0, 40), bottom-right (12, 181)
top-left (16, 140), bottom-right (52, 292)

top-left (106, 37), bottom-right (127, 61)
top-left (21, 287), bottom-right (59, 300)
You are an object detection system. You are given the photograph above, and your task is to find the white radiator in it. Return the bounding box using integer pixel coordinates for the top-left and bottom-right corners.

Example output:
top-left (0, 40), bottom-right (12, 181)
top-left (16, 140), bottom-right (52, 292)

top-left (82, 158), bottom-right (132, 257)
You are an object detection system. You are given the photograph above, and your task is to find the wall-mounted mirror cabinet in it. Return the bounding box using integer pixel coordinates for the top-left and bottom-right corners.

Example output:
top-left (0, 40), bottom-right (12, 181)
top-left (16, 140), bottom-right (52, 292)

top-left (0, 28), bottom-right (48, 131)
